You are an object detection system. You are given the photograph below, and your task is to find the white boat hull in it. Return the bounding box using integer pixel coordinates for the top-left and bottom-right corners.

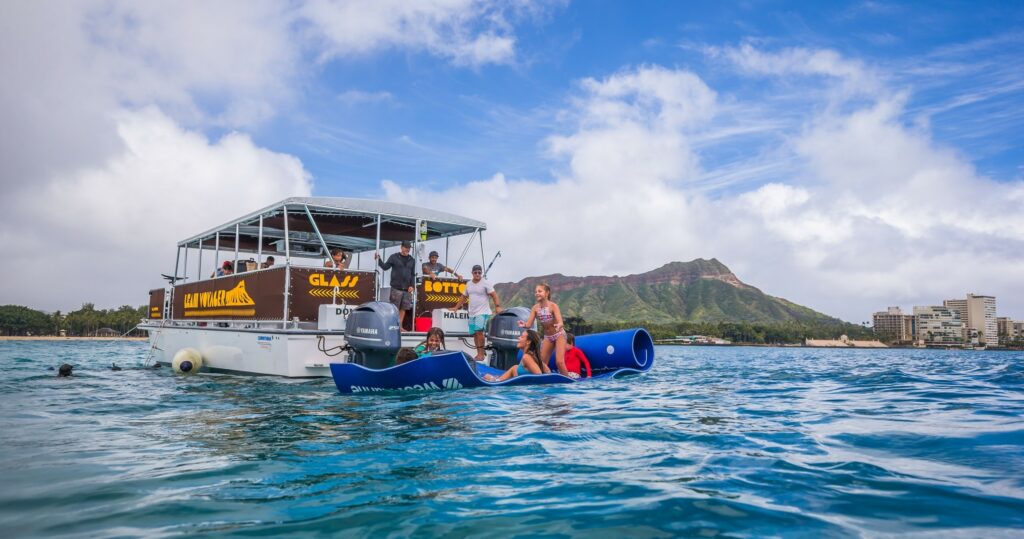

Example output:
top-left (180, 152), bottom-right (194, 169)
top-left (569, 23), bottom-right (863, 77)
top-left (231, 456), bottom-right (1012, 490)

top-left (141, 324), bottom-right (480, 378)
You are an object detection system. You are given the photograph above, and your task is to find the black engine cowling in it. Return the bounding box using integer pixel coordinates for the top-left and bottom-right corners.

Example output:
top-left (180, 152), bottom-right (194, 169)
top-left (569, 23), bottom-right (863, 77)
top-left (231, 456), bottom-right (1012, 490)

top-left (486, 307), bottom-right (532, 370)
top-left (344, 301), bottom-right (401, 369)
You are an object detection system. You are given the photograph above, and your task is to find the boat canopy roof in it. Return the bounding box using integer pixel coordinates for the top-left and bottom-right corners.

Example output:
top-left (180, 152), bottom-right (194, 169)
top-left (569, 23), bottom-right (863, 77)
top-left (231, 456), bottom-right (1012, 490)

top-left (178, 197), bottom-right (486, 257)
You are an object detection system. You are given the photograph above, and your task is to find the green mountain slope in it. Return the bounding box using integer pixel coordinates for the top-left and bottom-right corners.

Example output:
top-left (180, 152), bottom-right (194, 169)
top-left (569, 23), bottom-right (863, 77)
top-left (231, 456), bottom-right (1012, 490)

top-left (493, 259), bottom-right (848, 325)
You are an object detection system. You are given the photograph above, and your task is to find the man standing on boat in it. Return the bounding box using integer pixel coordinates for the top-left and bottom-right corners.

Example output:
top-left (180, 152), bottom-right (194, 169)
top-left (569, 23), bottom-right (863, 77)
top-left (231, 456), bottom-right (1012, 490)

top-left (451, 264), bottom-right (502, 361)
top-left (375, 241), bottom-right (416, 331)
top-left (422, 251), bottom-right (462, 280)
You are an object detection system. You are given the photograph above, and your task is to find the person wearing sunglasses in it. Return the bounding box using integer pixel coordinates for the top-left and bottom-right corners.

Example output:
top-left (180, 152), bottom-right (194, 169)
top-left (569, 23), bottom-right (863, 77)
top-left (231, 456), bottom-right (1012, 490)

top-left (450, 264), bottom-right (502, 361)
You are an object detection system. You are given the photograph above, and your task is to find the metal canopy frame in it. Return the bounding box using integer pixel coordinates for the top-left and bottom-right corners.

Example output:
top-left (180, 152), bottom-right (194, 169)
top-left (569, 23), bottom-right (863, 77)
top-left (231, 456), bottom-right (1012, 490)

top-left (177, 197), bottom-right (486, 257)
top-left (170, 198), bottom-right (491, 319)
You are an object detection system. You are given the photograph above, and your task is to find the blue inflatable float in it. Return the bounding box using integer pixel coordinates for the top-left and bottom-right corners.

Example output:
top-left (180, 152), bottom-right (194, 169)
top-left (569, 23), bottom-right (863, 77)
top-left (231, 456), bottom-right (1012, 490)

top-left (330, 328), bottom-right (655, 394)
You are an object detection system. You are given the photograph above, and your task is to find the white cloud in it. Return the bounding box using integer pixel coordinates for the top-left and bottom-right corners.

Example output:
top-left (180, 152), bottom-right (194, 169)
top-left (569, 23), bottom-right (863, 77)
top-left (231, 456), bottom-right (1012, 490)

top-left (383, 54), bottom-right (1024, 322)
top-left (1, 108), bottom-right (312, 310)
top-left (338, 90), bottom-right (396, 106)
top-left (708, 42), bottom-right (883, 98)
top-left (0, 1), bottom-right (543, 310)
top-left (300, 0), bottom-right (522, 66)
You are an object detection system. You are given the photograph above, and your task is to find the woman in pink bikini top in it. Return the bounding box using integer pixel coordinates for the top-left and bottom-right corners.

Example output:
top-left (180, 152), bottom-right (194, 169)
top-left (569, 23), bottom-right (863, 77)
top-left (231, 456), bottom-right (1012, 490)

top-left (518, 282), bottom-right (570, 377)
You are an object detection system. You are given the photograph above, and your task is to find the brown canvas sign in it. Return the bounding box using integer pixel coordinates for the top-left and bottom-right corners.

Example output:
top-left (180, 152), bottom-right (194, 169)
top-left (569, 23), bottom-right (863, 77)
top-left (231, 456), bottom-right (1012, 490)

top-left (416, 278), bottom-right (467, 317)
top-left (148, 288), bottom-right (165, 319)
top-left (171, 267), bottom-right (287, 320)
top-left (289, 268), bottom-right (377, 321)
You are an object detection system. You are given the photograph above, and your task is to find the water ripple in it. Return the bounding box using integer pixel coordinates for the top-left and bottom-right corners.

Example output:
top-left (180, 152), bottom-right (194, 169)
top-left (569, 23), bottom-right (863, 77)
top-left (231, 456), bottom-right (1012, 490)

top-left (1, 341), bottom-right (1023, 536)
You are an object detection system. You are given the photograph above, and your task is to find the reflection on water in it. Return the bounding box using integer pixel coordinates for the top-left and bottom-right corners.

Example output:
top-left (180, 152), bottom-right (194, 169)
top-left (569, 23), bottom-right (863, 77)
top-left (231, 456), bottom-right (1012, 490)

top-left (1, 340), bottom-right (1023, 537)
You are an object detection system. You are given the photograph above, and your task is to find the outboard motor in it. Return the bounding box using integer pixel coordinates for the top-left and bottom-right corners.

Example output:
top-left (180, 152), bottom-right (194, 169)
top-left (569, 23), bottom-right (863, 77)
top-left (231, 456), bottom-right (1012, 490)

top-left (486, 307), bottom-right (532, 370)
top-left (344, 302), bottom-right (401, 369)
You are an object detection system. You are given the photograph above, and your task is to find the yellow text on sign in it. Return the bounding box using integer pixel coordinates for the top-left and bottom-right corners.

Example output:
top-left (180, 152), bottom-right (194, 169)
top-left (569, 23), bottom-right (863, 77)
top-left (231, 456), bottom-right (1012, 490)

top-left (309, 273), bottom-right (360, 288)
top-left (423, 280), bottom-right (466, 295)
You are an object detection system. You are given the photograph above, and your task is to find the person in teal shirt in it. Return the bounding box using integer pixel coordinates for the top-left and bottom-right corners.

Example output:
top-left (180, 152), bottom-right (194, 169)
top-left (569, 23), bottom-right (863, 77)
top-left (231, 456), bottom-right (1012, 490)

top-left (414, 327), bottom-right (446, 357)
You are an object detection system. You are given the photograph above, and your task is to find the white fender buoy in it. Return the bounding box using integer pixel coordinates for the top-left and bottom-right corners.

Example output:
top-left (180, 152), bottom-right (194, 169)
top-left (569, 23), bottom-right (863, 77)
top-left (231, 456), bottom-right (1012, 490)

top-left (172, 348), bottom-right (203, 374)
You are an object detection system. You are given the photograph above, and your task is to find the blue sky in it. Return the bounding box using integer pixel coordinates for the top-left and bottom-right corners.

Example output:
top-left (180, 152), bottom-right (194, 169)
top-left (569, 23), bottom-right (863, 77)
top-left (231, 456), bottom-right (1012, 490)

top-left (2, 0), bottom-right (1023, 322)
top-left (253, 1), bottom-right (1024, 192)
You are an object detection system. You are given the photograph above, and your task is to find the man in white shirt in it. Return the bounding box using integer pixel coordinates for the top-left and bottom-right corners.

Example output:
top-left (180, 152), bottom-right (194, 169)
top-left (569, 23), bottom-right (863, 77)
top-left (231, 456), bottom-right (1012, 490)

top-left (451, 264), bottom-right (502, 361)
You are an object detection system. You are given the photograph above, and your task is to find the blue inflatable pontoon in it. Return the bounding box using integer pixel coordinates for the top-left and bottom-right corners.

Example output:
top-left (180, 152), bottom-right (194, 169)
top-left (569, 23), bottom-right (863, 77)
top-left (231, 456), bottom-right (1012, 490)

top-left (329, 328), bottom-right (654, 394)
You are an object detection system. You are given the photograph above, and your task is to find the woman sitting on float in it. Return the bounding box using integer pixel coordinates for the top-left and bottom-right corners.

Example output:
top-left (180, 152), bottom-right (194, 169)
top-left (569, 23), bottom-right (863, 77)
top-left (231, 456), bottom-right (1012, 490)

top-left (483, 329), bottom-right (547, 382)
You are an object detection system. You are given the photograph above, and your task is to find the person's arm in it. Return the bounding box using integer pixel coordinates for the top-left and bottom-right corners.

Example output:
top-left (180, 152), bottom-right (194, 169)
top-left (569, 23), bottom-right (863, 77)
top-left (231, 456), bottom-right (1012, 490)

top-left (489, 290), bottom-right (502, 313)
top-left (445, 266), bottom-right (463, 280)
top-left (376, 253), bottom-right (393, 270)
top-left (552, 303), bottom-right (565, 331)
top-left (423, 264), bottom-right (438, 278)
top-left (324, 259), bottom-right (333, 268)
top-left (518, 305), bottom-right (537, 327)
top-left (577, 348), bottom-right (592, 377)
top-left (449, 294), bottom-right (467, 311)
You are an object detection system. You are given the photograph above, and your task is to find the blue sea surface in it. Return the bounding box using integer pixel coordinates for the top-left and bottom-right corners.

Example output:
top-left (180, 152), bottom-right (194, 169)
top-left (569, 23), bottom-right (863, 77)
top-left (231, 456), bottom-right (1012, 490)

top-left (1, 341), bottom-right (1022, 537)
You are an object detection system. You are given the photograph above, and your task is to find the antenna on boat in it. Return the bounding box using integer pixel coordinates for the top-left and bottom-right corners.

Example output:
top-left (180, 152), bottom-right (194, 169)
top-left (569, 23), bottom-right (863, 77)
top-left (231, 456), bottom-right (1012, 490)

top-left (160, 273), bottom-right (183, 284)
top-left (483, 251), bottom-right (501, 278)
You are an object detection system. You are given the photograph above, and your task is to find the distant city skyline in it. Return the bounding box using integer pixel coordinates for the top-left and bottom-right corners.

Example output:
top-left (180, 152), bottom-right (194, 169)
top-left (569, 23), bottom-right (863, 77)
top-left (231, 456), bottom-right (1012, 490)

top-left (874, 293), bottom-right (1020, 347)
top-left (1, 2), bottom-right (1022, 322)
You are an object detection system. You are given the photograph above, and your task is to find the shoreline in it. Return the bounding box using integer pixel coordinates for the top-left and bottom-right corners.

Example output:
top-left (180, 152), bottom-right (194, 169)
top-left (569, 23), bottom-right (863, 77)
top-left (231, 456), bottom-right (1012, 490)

top-left (0, 336), bottom-right (147, 341)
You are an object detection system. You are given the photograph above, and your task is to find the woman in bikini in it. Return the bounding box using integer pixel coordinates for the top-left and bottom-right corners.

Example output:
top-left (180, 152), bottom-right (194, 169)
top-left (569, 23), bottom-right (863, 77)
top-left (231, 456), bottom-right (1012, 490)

top-left (518, 283), bottom-right (569, 377)
top-left (483, 329), bottom-right (546, 382)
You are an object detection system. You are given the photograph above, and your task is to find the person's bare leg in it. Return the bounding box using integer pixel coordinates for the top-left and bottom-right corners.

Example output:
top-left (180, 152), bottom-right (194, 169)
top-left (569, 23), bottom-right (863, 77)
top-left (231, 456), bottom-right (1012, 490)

top-left (538, 339), bottom-right (553, 374)
top-left (497, 365), bottom-right (518, 381)
top-left (473, 330), bottom-right (485, 360)
top-left (398, 308), bottom-right (406, 332)
top-left (554, 335), bottom-right (568, 376)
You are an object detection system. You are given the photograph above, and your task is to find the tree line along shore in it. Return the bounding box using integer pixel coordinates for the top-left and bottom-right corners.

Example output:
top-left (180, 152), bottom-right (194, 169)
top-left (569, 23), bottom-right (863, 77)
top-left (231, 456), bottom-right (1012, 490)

top-left (0, 304), bottom-right (146, 337)
top-left (1, 304), bottom-right (876, 345)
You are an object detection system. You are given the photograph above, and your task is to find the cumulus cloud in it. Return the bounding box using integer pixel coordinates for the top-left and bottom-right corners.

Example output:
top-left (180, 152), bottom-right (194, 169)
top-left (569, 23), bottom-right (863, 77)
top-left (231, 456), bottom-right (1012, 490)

top-left (0, 108), bottom-right (312, 309)
top-left (384, 52), bottom-right (1024, 321)
top-left (0, 1), bottom-right (541, 310)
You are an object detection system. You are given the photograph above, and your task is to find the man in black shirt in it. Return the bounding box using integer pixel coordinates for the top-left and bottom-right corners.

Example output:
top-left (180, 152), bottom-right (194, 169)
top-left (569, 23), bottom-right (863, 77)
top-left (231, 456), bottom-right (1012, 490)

top-left (375, 240), bottom-right (416, 331)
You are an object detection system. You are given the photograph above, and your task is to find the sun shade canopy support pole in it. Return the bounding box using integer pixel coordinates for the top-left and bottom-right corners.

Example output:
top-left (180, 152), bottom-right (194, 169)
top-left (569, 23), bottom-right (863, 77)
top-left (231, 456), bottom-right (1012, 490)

top-left (282, 204), bottom-right (291, 323)
top-left (183, 244), bottom-right (189, 282)
top-left (453, 228), bottom-right (477, 275)
top-left (283, 205), bottom-right (291, 262)
top-left (375, 214), bottom-right (382, 302)
top-left (233, 224), bottom-right (240, 274)
top-left (256, 215), bottom-right (263, 265)
top-left (173, 246), bottom-right (181, 284)
top-left (197, 238), bottom-right (203, 280)
top-left (303, 204), bottom-right (331, 261)
top-left (214, 232), bottom-right (220, 275)
top-left (479, 230), bottom-right (486, 278)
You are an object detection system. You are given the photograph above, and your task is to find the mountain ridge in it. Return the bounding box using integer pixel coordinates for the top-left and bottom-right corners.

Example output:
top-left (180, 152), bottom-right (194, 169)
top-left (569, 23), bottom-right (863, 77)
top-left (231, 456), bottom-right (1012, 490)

top-left (492, 258), bottom-right (846, 326)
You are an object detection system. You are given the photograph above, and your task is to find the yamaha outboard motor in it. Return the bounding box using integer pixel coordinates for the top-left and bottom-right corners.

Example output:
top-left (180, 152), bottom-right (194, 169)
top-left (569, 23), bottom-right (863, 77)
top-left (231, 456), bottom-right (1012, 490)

top-left (486, 307), bottom-right (532, 370)
top-left (344, 302), bottom-right (401, 369)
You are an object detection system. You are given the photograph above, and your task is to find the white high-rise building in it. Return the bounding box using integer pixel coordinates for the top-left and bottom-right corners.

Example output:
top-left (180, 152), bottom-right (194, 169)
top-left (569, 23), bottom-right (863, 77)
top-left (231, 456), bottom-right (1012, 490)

top-left (914, 306), bottom-right (964, 346)
top-left (943, 294), bottom-right (997, 346)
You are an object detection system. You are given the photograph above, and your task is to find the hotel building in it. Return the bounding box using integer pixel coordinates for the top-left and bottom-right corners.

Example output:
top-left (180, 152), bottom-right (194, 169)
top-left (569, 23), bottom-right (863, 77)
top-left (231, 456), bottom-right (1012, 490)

top-left (943, 294), bottom-right (997, 346)
top-left (913, 306), bottom-right (964, 346)
top-left (872, 307), bottom-right (915, 344)
top-left (998, 317), bottom-right (1022, 345)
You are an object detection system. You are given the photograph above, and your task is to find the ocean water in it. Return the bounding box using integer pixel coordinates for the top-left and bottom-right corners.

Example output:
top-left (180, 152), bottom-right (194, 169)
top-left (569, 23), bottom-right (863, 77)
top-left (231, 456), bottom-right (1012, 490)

top-left (1, 341), bottom-right (1022, 538)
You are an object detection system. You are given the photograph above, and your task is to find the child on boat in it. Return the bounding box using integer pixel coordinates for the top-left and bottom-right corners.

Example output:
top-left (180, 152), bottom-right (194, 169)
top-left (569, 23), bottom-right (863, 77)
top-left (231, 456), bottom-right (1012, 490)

top-left (518, 283), bottom-right (569, 376)
top-left (550, 332), bottom-right (591, 379)
top-left (414, 327), bottom-right (446, 358)
top-left (483, 329), bottom-right (547, 382)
